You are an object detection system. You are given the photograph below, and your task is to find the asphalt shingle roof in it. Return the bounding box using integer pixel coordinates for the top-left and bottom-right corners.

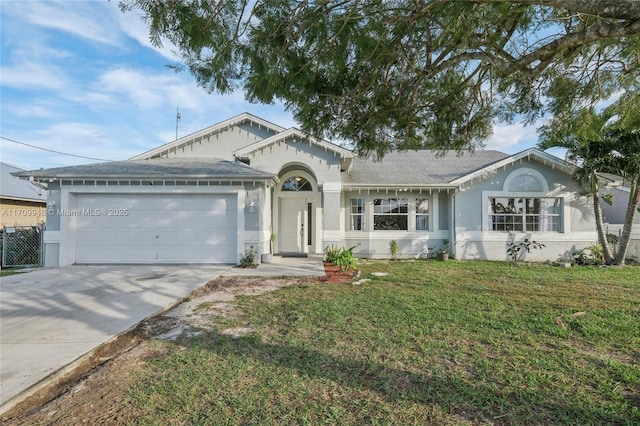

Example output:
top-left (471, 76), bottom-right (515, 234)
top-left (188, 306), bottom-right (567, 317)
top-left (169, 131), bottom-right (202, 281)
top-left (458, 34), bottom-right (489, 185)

top-left (342, 150), bottom-right (510, 186)
top-left (13, 158), bottom-right (275, 180)
top-left (1, 162), bottom-right (47, 201)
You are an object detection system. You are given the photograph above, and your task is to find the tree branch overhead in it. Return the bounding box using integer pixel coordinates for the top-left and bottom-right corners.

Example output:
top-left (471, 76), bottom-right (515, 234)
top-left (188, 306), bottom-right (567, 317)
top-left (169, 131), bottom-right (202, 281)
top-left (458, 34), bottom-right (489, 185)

top-left (120, 0), bottom-right (640, 155)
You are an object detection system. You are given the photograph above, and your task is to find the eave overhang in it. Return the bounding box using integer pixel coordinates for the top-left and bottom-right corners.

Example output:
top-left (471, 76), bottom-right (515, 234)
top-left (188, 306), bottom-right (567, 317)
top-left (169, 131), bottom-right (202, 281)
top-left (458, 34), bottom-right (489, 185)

top-left (449, 148), bottom-right (574, 186)
top-left (12, 158), bottom-right (279, 185)
top-left (130, 112), bottom-right (286, 160)
top-left (234, 128), bottom-right (354, 170)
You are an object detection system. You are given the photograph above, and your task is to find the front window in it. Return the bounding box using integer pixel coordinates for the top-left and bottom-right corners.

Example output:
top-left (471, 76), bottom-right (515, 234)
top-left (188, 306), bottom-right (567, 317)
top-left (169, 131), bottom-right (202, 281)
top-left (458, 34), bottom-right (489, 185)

top-left (349, 199), bottom-right (365, 231)
top-left (416, 198), bottom-right (430, 231)
top-left (374, 198), bottom-right (408, 230)
top-left (490, 197), bottom-right (561, 232)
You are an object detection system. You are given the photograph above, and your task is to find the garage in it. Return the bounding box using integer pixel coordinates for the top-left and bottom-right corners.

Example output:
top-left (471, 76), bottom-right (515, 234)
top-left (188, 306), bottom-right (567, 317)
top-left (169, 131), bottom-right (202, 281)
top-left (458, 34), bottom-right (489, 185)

top-left (74, 193), bottom-right (238, 264)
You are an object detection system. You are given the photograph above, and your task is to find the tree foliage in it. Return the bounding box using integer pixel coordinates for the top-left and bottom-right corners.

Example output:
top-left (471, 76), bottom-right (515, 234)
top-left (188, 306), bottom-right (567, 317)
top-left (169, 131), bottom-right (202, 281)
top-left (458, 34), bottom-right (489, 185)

top-left (120, 0), bottom-right (640, 156)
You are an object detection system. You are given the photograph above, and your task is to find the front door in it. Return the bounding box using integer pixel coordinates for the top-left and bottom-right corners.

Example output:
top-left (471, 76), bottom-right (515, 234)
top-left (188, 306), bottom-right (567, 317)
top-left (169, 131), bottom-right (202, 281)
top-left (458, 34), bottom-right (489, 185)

top-left (279, 198), bottom-right (307, 253)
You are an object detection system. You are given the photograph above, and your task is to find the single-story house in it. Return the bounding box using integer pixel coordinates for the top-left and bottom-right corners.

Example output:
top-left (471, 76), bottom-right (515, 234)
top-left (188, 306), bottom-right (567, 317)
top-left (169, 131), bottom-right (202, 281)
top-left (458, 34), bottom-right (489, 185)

top-left (15, 113), bottom-right (598, 267)
top-left (1, 162), bottom-right (47, 228)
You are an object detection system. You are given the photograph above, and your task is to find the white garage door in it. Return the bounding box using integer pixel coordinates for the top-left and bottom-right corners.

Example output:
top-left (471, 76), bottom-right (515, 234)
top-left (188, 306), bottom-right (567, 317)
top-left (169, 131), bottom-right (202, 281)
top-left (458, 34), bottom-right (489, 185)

top-left (75, 193), bottom-right (237, 264)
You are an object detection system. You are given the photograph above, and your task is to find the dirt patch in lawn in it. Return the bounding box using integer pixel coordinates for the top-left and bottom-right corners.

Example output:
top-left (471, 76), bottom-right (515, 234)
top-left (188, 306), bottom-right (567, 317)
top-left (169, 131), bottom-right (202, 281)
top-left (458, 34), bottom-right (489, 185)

top-left (1, 271), bottom-right (356, 425)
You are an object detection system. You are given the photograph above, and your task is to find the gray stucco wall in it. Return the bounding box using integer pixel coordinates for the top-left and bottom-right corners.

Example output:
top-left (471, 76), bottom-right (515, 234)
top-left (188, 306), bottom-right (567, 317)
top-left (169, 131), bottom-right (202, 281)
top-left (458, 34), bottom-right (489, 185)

top-left (43, 181), bottom-right (61, 267)
top-left (601, 187), bottom-right (640, 225)
top-left (454, 159), bottom-right (597, 261)
top-left (341, 189), bottom-right (450, 259)
top-left (41, 180), bottom-right (266, 267)
top-left (243, 184), bottom-right (262, 232)
top-left (45, 181), bottom-right (61, 231)
top-left (166, 122), bottom-right (275, 161)
top-left (455, 159), bottom-right (593, 233)
top-left (249, 140), bottom-right (343, 184)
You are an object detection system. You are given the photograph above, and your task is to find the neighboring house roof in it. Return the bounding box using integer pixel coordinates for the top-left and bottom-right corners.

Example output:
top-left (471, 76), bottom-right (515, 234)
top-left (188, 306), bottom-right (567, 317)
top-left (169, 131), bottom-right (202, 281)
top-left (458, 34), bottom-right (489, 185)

top-left (14, 158), bottom-right (277, 182)
top-left (342, 150), bottom-right (510, 188)
top-left (598, 172), bottom-right (631, 188)
top-left (131, 112), bottom-right (286, 160)
top-left (1, 162), bottom-right (47, 202)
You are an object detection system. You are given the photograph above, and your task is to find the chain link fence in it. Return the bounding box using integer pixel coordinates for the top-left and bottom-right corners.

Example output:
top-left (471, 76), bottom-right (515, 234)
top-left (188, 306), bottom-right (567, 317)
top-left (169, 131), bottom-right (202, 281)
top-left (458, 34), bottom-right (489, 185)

top-left (1, 225), bottom-right (44, 268)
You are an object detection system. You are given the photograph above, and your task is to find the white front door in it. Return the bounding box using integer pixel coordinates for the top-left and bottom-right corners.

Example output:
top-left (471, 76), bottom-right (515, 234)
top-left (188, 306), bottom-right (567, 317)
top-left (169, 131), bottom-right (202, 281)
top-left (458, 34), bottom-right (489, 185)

top-left (279, 198), bottom-right (306, 253)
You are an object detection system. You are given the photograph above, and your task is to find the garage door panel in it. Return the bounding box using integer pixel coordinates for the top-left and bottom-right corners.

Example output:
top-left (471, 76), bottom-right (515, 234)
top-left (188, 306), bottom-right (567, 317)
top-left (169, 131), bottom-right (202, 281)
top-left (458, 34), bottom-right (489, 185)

top-left (75, 194), bottom-right (237, 264)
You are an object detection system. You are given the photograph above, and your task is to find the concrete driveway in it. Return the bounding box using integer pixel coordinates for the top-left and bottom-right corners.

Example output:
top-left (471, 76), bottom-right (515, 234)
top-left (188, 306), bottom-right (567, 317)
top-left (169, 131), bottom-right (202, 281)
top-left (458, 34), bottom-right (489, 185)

top-left (0, 264), bottom-right (230, 412)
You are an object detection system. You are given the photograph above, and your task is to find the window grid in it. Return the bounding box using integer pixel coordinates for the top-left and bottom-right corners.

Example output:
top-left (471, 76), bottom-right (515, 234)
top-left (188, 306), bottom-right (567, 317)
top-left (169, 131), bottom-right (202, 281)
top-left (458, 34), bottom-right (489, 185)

top-left (490, 197), bottom-right (561, 232)
top-left (374, 198), bottom-right (408, 230)
top-left (349, 199), bottom-right (365, 231)
top-left (416, 198), bottom-right (429, 231)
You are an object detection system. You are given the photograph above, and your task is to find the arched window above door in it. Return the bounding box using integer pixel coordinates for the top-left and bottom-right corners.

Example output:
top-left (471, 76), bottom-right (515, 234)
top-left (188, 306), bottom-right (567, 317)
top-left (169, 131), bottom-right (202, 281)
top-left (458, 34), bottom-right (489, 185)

top-left (282, 176), bottom-right (312, 191)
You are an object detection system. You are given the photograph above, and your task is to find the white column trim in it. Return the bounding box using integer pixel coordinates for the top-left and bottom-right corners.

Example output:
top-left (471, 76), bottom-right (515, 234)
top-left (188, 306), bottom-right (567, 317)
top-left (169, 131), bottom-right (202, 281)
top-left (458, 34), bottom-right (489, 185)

top-left (323, 181), bottom-right (342, 193)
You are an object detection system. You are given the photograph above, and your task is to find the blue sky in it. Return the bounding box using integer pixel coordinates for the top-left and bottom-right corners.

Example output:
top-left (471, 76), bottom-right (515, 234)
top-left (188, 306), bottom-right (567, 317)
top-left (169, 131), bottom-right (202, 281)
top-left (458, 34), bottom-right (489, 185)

top-left (1, 0), bottom-right (540, 171)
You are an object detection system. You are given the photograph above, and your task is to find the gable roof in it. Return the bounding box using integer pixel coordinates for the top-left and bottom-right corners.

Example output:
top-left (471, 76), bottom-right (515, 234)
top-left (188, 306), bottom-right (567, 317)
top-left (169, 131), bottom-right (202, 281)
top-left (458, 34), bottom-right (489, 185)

top-left (234, 127), bottom-right (354, 160)
top-left (342, 150), bottom-right (510, 188)
top-left (131, 112), bottom-right (286, 160)
top-left (14, 158), bottom-right (276, 182)
top-left (448, 148), bottom-right (574, 185)
top-left (1, 162), bottom-right (47, 202)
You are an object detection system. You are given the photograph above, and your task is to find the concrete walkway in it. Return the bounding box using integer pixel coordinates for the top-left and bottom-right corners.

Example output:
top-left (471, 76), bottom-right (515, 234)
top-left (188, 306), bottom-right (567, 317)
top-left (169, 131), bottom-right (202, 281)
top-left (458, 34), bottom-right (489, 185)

top-left (0, 256), bottom-right (324, 414)
top-left (222, 254), bottom-right (325, 277)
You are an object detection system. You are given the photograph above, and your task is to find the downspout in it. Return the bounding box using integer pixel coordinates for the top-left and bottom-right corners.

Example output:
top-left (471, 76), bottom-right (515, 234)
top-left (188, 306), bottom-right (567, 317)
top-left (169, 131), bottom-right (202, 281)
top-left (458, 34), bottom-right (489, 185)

top-left (451, 188), bottom-right (459, 258)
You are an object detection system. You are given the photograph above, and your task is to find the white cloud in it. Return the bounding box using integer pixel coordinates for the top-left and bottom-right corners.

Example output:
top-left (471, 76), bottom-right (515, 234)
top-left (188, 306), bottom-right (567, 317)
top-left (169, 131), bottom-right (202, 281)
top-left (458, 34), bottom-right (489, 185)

top-left (0, 0), bottom-right (298, 170)
top-left (8, 102), bottom-right (61, 120)
top-left (25, 1), bottom-right (120, 47)
top-left (37, 122), bottom-right (130, 158)
top-left (98, 68), bottom-right (168, 109)
top-left (485, 122), bottom-right (539, 153)
top-left (93, 67), bottom-right (252, 116)
top-left (94, 67), bottom-right (221, 114)
top-left (0, 61), bottom-right (70, 91)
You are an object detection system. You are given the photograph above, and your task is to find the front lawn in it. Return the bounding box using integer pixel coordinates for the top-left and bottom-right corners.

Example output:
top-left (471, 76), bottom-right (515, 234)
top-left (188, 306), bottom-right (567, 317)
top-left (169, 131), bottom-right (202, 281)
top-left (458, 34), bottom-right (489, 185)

top-left (128, 261), bottom-right (640, 425)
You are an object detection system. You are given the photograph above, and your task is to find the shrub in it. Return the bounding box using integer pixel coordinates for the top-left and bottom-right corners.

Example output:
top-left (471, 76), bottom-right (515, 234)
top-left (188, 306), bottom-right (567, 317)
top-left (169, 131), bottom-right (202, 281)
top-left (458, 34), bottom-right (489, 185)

top-left (324, 245), bottom-right (357, 271)
top-left (239, 245), bottom-right (257, 267)
top-left (324, 245), bottom-right (341, 264)
top-left (574, 243), bottom-right (605, 266)
top-left (389, 240), bottom-right (398, 260)
top-left (507, 233), bottom-right (545, 263)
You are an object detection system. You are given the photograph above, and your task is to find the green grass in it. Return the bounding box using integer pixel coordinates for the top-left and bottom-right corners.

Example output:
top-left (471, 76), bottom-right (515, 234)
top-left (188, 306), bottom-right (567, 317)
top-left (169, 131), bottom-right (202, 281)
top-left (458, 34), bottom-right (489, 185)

top-left (0, 269), bottom-right (24, 277)
top-left (128, 261), bottom-right (640, 425)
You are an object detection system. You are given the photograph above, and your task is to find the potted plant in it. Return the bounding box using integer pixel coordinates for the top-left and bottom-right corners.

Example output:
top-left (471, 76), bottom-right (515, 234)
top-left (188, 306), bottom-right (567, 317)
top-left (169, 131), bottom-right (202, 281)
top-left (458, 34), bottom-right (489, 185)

top-left (261, 233), bottom-right (276, 263)
top-left (437, 239), bottom-right (450, 261)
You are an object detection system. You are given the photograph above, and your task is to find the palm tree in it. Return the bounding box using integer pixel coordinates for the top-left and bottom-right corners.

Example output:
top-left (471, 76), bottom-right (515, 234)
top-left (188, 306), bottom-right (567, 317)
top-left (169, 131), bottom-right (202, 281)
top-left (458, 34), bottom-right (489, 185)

top-left (539, 92), bottom-right (640, 265)
top-left (539, 109), bottom-right (615, 263)
top-left (604, 128), bottom-right (640, 265)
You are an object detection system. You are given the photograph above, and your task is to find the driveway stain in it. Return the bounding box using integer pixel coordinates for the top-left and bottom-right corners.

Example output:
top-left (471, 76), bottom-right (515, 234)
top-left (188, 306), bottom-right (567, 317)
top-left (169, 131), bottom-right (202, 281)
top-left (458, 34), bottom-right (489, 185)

top-left (135, 274), bottom-right (166, 281)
